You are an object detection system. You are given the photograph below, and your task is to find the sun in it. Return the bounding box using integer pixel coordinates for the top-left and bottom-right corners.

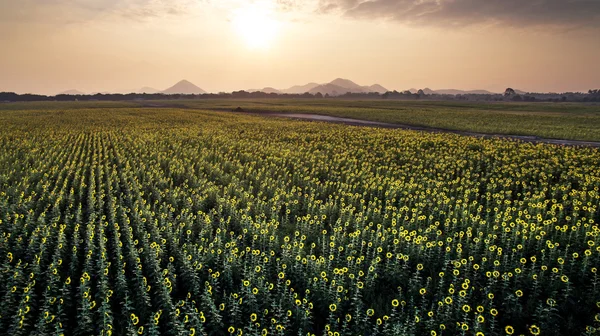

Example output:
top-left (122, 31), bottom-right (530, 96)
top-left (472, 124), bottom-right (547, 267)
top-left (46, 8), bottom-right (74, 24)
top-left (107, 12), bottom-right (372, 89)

top-left (232, 3), bottom-right (280, 49)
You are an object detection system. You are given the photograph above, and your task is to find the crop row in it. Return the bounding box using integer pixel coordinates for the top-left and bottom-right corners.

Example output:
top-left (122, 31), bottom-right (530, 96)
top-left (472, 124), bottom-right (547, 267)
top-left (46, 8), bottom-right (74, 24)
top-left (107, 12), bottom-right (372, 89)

top-left (0, 109), bottom-right (599, 335)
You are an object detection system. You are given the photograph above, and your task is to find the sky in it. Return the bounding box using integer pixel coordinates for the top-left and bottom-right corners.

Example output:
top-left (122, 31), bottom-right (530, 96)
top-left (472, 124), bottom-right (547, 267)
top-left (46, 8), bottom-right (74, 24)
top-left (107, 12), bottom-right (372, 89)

top-left (1, 0), bottom-right (599, 95)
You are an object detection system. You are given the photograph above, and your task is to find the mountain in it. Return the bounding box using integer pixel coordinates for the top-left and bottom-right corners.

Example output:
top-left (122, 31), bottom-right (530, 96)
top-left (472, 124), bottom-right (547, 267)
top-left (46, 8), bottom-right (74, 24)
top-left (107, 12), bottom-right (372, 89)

top-left (330, 78), bottom-right (364, 91)
top-left (282, 83), bottom-right (320, 94)
top-left (248, 87), bottom-right (281, 94)
top-left (307, 79), bottom-right (388, 96)
top-left (432, 89), bottom-right (465, 95)
top-left (367, 84), bottom-right (388, 94)
top-left (466, 90), bottom-right (496, 94)
top-left (59, 89), bottom-right (85, 95)
top-left (434, 89), bottom-right (496, 95)
top-left (308, 83), bottom-right (352, 96)
top-left (162, 80), bottom-right (206, 94)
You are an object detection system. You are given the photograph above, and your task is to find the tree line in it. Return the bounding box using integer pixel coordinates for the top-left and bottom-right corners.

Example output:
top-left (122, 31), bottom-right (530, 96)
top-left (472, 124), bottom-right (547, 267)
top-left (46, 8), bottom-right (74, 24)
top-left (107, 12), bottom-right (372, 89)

top-left (1, 88), bottom-right (599, 103)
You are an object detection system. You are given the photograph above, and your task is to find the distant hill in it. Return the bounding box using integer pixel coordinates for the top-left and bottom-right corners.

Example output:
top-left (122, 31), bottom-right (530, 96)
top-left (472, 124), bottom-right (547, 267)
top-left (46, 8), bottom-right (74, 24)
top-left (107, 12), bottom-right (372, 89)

top-left (282, 83), bottom-right (320, 94)
top-left (308, 83), bottom-right (352, 96)
top-left (248, 87), bottom-right (281, 94)
top-left (434, 89), bottom-right (496, 95)
top-left (59, 89), bottom-right (85, 95)
top-left (55, 82), bottom-right (516, 97)
top-left (367, 84), bottom-right (388, 94)
top-left (330, 78), bottom-right (364, 91)
top-left (307, 79), bottom-right (388, 96)
top-left (162, 80), bottom-right (206, 94)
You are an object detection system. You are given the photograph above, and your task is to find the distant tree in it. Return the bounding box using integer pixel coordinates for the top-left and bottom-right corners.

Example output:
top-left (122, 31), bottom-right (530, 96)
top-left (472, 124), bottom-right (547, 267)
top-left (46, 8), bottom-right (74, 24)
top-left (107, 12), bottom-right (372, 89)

top-left (3, 87), bottom-right (596, 103)
top-left (0, 92), bottom-right (20, 101)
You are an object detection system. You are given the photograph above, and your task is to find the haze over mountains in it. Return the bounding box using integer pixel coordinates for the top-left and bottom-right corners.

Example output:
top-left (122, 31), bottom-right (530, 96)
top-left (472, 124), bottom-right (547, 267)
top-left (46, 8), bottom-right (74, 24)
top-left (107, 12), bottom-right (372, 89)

top-left (249, 79), bottom-right (389, 96)
top-left (282, 83), bottom-right (320, 94)
top-left (58, 80), bottom-right (206, 96)
top-left (411, 88), bottom-right (494, 95)
top-left (247, 79), bottom-right (513, 96)
top-left (58, 79), bottom-right (522, 96)
top-left (58, 89), bottom-right (86, 95)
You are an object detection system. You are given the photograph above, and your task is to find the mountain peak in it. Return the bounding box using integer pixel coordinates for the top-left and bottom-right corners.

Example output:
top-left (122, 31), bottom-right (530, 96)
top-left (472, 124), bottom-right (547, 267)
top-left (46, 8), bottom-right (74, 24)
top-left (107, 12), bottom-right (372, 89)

top-left (59, 89), bottom-right (85, 95)
top-left (306, 80), bottom-right (388, 96)
top-left (162, 80), bottom-right (206, 95)
top-left (282, 82), bottom-right (320, 94)
top-left (368, 84), bottom-right (388, 94)
top-left (329, 78), bottom-right (361, 89)
top-left (248, 87), bottom-right (281, 94)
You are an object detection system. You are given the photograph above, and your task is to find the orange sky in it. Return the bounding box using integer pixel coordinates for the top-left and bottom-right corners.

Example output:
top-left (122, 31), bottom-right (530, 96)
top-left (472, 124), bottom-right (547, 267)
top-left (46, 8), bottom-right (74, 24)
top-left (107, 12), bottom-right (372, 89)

top-left (1, 0), bottom-right (599, 94)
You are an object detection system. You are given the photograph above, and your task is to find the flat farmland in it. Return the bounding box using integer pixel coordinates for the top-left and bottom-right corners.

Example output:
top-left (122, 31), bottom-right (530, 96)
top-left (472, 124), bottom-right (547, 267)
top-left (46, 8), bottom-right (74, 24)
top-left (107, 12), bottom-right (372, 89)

top-left (0, 104), bottom-right (599, 336)
top-left (141, 99), bottom-right (600, 142)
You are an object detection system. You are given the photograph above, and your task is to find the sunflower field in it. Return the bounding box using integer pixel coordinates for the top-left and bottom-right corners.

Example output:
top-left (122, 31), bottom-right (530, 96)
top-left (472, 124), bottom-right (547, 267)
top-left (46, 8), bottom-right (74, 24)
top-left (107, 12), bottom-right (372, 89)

top-left (0, 107), bottom-right (599, 336)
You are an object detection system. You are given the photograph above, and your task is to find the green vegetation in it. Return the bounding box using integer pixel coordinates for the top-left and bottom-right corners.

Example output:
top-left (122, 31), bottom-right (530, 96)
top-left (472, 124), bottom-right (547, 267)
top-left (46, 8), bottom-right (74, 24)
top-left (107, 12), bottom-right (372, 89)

top-left (1, 107), bottom-right (600, 336)
top-left (4, 99), bottom-right (599, 141)
top-left (0, 101), bottom-right (140, 111)
top-left (148, 99), bottom-right (600, 141)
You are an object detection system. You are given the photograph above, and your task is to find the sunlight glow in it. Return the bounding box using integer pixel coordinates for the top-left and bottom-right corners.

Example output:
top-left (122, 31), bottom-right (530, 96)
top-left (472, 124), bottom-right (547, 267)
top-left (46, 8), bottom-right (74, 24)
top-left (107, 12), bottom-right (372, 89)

top-left (232, 3), bottom-right (280, 49)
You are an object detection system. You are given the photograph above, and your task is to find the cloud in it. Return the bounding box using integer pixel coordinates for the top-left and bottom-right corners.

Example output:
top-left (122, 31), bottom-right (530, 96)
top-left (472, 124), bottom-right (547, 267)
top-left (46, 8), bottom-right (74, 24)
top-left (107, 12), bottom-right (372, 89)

top-left (0, 0), bottom-right (309, 26)
top-left (0, 0), bottom-right (201, 24)
top-left (117, 0), bottom-right (205, 20)
top-left (275, 0), bottom-right (304, 11)
top-left (316, 0), bottom-right (600, 28)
